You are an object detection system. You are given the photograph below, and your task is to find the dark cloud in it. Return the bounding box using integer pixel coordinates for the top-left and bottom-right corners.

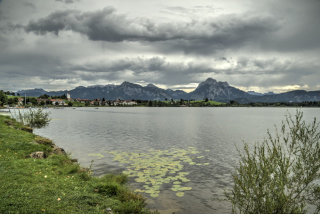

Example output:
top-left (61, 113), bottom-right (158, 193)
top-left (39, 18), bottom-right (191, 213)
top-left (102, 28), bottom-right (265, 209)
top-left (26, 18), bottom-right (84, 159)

top-left (2, 0), bottom-right (319, 93)
top-left (24, 7), bottom-right (280, 54)
top-left (70, 56), bottom-right (219, 85)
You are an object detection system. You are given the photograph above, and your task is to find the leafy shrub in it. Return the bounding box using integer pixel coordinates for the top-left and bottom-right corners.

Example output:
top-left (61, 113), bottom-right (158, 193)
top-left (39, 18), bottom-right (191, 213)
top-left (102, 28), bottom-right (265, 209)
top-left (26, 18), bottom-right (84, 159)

top-left (12, 108), bottom-right (51, 129)
top-left (225, 110), bottom-right (320, 213)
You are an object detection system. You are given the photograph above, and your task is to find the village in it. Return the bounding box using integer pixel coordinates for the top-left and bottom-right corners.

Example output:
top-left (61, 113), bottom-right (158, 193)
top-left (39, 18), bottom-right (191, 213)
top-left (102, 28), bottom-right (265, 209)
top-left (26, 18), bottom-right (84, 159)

top-left (1, 92), bottom-right (138, 108)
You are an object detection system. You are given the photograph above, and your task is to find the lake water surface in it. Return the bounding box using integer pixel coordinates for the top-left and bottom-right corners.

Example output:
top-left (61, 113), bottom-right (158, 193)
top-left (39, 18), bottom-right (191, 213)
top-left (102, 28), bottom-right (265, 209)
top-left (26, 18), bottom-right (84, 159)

top-left (33, 107), bottom-right (320, 214)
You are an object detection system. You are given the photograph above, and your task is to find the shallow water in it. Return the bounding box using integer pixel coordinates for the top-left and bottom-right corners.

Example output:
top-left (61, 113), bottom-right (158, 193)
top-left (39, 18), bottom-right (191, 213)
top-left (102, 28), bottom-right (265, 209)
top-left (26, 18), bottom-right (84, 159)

top-left (32, 107), bottom-right (319, 213)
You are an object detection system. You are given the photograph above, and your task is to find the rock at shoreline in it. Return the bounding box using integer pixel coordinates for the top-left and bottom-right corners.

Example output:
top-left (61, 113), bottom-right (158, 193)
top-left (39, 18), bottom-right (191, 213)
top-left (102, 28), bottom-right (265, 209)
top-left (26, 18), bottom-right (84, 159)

top-left (53, 146), bottom-right (66, 155)
top-left (30, 151), bottom-right (47, 159)
top-left (21, 126), bottom-right (33, 133)
top-left (35, 136), bottom-right (53, 146)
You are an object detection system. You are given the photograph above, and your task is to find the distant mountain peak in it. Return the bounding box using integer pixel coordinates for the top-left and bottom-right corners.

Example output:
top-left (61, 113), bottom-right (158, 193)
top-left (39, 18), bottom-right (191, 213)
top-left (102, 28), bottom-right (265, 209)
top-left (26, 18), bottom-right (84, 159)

top-left (146, 83), bottom-right (158, 88)
top-left (75, 86), bottom-right (86, 89)
top-left (87, 85), bottom-right (105, 88)
top-left (121, 81), bottom-right (132, 86)
top-left (247, 91), bottom-right (276, 96)
top-left (204, 77), bottom-right (217, 84)
top-left (196, 78), bottom-right (229, 90)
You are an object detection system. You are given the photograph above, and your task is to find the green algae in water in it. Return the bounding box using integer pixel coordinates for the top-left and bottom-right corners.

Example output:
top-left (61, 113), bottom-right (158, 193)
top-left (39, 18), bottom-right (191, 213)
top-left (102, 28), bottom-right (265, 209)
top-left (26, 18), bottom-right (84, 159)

top-left (176, 192), bottom-right (185, 197)
top-left (104, 147), bottom-right (208, 198)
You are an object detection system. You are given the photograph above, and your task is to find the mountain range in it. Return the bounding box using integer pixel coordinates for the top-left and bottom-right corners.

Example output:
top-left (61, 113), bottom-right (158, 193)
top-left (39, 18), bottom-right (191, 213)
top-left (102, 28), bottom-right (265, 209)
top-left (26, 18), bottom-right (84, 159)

top-left (17, 78), bottom-right (320, 103)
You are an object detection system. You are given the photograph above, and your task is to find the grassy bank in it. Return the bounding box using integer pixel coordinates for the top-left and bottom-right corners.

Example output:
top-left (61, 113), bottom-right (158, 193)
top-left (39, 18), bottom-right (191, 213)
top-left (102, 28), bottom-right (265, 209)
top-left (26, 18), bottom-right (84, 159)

top-left (0, 115), bottom-right (157, 214)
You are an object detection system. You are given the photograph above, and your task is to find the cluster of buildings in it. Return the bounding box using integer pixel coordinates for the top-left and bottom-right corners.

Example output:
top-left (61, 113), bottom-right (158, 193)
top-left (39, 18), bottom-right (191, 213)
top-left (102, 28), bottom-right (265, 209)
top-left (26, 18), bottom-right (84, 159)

top-left (75, 98), bottom-right (138, 106)
top-left (17, 93), bottom-right (138, 106)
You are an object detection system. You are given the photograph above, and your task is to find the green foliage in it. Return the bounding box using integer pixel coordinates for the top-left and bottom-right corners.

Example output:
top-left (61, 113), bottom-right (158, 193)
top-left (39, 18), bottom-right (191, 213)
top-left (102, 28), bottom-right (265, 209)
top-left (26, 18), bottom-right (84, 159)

top-left (0, 90), bottom-right (8, 106)
top-left (68, 102), bottom-right (73, 107)
top-left (225, 110), bottom-right (320, 213)
top-left (11, 108), bottom-right (51, 129)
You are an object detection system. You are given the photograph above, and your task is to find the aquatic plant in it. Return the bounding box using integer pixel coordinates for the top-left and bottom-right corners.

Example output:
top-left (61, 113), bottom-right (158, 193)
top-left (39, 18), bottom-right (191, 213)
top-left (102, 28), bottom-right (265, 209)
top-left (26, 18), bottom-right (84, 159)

top-left (103, 148), bottom-right (210, 198)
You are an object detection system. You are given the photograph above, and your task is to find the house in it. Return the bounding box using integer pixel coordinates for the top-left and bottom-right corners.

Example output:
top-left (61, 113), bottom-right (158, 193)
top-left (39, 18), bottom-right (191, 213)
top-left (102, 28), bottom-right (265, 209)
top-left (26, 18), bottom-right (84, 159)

top-left (75, 98), bottom-right (89, 103)
top-left (18, 98), bottom-right (24, 105)
top-left (104, 100), bottom-right (113, 106)
top-left (113, 100), bottom-right (137, 106)
top-left (50, 99), bottom-right (65, 105)
top-left (37, 99), bottom-right (49, 104)
top-left (122, 100), bottom-right (137, 105)
top-left (113, 100), bottom-right (121, 106)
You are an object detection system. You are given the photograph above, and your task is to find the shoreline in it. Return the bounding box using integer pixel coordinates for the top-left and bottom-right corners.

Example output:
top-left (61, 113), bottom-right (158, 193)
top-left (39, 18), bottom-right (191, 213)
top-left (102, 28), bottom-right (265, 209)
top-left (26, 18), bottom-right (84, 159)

top-left (0, 114), bottom-right (158, 214)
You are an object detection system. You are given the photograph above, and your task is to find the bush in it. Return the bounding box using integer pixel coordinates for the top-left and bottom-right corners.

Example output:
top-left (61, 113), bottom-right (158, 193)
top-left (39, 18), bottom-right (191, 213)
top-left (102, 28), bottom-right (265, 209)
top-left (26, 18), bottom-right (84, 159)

top-left (225, 110), bottom-right (320, 213)
top-left (12, 108), bottom-right (51, 129)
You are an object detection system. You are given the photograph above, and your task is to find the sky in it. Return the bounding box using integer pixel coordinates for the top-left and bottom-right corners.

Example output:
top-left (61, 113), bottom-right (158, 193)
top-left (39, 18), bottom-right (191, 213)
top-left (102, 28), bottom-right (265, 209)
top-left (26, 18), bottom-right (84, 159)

top-left (0, 0), bottom-right (319, 93)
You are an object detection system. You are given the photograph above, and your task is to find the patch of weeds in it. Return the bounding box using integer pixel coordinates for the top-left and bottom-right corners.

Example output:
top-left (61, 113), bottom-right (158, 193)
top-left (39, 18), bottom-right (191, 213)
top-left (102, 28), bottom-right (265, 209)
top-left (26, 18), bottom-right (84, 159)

top-left (101, 173), bottom-right (128, 185)
top-left (94, 182), bottom-right (121, 196)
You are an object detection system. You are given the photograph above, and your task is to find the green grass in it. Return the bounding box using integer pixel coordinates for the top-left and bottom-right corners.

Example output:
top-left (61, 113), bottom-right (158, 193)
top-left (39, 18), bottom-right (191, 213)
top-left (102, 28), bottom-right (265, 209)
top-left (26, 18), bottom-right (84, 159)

top-left (190, 100), bottom-right (223, 105)
top-left (0, 115), bottom-right (157, 214)
top-left (160, 100), bottom-right (223, 105)
top-left (7, 95), bottom-right (25, 98)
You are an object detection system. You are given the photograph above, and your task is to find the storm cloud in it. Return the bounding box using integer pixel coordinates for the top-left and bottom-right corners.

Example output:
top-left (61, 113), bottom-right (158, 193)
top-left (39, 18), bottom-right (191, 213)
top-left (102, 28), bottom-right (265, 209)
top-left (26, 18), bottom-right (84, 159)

top-left (25, 7), bottom-right (279, 50)
top-left (0, 0), bottom-right (320, 93)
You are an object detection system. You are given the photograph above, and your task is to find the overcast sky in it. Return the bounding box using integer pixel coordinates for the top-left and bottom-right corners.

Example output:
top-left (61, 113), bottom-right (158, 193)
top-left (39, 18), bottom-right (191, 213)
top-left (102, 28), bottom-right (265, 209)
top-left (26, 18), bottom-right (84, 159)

top-left (0, 0), bottom-right (319, 93)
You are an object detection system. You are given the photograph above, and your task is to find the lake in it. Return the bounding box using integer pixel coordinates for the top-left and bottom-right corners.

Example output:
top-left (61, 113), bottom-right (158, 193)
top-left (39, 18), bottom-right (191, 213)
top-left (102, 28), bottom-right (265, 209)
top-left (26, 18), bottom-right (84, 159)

top-left (33, 107), bottom-right (320, 214)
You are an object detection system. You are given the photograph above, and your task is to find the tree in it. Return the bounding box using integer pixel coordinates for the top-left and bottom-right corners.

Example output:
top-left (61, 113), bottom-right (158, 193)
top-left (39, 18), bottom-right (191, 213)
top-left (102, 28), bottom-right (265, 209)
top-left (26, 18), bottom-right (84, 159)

top-left (40, 101), bottom-right (45, 106)
top-left (39, 94), bottom-right (49, 99)
top-left (205, 97), bottom-right (209, 102)
top-left (55, 102), bottom-right (59, 106)
top-left (17, 93), bottom-right (20, 96)
top-left (225, 110), bottom-right (320, 213)
top-left (68, 102), bottom-right (73, 107)
top-left (148, 100), bottom-right (152, 107)
top-left (31, 98), bottom-right (37, 106)
top-left (230, 100), bottom-right (238, 105)
top-left (7, 98), bottom-right (14, 105)
top-left (0, 91), bottom-right (8, 106)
